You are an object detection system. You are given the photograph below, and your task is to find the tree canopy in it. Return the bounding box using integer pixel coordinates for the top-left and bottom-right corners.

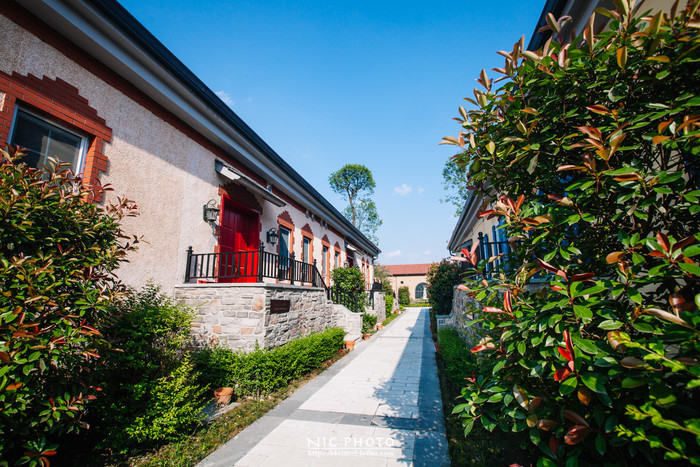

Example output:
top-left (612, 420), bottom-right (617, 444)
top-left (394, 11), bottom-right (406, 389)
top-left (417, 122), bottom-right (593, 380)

top-left (329, 164), bottom-right (381, 244)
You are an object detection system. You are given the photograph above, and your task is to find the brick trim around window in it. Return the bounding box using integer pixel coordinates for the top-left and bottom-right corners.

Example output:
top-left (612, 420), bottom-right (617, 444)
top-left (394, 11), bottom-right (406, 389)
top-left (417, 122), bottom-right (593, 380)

top-left (0, 72), bottom-right (112, 201)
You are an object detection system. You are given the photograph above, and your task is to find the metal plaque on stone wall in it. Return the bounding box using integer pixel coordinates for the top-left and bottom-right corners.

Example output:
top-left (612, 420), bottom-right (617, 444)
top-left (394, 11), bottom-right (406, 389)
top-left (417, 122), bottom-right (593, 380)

top-left (270, 299), bottom-right (291, 314)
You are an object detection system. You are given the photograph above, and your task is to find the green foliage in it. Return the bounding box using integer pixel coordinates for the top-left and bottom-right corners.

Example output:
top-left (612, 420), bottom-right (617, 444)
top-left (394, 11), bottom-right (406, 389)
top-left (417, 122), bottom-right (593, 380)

top-left (329, 164), bottom-right (381, 242)
top-left (195, 327), bottom-right (345, 399)
top-left (445, 4), bottom-right (700, 465)
top-left (90, 284), bottom-right (200, 454)
top-left (426, 260), bottom-right (461, 314)
top-left (124, 354), bottom-right (206, 445)
top-left (385, 294), bottom-right (394, 315)
top-left (442, 158), bottom-right (471, 215)
top-left (331, 266), bottom-right (366, 312)
top-left (343, 198), bottom-right (382, 245)
top-left (382, 310), bottom-right (399, 326)
top-left (437, 328), bottom-right (532, 465)
top-left (0, 147), bottom-right (137, 465)
top-left (398, 286), bottom-right (411, 306)
top-left (332, 267), bottom-right (365, 294)
top-left (362, 313), bottom-right (378, 333)
top-left (438, 329), bottom-right (480, 383)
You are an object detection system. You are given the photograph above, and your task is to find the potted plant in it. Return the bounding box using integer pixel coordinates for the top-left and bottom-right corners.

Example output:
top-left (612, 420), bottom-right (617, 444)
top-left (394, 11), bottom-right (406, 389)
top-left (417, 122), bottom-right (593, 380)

top-left (362, 313), bottom-right (377, 340)
top-left (377, 322), bottom-right (384, 330)
top-left (214, 387), bottom-right (234, 406)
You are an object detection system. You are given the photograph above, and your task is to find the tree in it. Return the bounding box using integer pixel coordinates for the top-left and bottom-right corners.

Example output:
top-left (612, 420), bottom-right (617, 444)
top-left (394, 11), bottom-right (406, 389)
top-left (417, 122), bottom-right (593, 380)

top-left (426, 260), bottom-right (461, 315)
top-left (373, 264), bottom-right (392, 285)
top-left (398, 286), bottom-right (411, 307)
top-left (444, 3), bottom-right (700, 465)
top-left (343, 198), bottom-right (382, 244)
top-left (329, 165), bottom-right (381, 242)
top-left (441, 158), bottom-right (471, 215)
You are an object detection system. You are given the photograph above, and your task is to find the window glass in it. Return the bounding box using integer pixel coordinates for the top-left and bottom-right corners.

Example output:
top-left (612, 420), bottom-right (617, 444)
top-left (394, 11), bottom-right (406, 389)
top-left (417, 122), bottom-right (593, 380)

top-left (279, 227), bottom-right (290, 267)
top-left (322, 246), bottom-right (328, 277)
top-left (10, 109), bottom-right (84, 171)
top-left (416, 282), bottom-right (427, 299)
top-left (302, 237), bottom-right (310, 263)
top-left (334, 251), bottom-right (339, 268)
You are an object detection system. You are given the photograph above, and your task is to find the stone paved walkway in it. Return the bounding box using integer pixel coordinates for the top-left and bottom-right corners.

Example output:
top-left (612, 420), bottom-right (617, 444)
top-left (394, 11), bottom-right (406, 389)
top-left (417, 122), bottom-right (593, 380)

top-left (198, 308), bottom-right (450, 467)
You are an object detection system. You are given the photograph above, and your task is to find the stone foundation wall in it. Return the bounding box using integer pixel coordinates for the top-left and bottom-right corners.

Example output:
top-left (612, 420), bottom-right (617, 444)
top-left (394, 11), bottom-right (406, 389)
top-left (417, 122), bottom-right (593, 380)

top-left (436, 285), bottom-right (484, 347)
top-left (334, 305), bottom-right (362, 339)
top-left (264, 286), bottom-right (335, 348)
top-left (366, 292), bottom-right (386, 323)
top-left (174, 283), bottom-right (336, 351)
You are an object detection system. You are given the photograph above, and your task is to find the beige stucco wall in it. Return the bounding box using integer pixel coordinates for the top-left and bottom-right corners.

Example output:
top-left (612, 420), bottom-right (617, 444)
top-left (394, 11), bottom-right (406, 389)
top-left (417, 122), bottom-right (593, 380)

top-left (391, 274), bottom-right (429, 301)
top-left (1, 13), bottom-right (374, 293)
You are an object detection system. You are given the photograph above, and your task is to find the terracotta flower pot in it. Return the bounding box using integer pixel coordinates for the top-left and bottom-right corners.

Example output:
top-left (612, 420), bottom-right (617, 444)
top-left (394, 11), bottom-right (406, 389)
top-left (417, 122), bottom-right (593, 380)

top-left (434, 343), bottom-right (441, 353)
top-left (363, 333), bottom-right (371, 340)
top-left (345, 340), bottom-right (355, 351)
top-left (377, 323), bottom-right (383, 330)
top-left (214, 387), bottom-right (234, 406)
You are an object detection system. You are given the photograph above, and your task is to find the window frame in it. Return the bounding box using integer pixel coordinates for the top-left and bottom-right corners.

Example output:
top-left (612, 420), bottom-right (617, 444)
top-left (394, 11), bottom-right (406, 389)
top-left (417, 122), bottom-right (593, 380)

top-left (9, 106), bottom-right (89, 174)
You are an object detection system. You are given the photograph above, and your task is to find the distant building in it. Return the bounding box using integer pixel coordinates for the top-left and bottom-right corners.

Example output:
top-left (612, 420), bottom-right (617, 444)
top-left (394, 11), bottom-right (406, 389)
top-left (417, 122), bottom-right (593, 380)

top-left (385, 264), bottom-right (432, 301)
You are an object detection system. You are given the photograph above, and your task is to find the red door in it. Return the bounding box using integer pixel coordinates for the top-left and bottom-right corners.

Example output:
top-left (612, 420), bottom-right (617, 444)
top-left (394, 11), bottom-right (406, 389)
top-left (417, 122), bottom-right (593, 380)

top-left (219, 198), bottom-right (259, 283)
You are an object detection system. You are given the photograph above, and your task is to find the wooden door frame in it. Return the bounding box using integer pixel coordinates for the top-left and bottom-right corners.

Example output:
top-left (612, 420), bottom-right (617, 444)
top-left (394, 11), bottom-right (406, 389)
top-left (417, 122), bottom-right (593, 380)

top-left (218, 192), bottom-right (261, 283)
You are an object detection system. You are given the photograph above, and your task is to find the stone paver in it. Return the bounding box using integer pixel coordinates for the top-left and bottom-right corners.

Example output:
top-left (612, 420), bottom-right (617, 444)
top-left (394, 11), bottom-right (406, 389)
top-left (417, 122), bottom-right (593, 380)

top-left (198, 308), bottom-right (449, 467)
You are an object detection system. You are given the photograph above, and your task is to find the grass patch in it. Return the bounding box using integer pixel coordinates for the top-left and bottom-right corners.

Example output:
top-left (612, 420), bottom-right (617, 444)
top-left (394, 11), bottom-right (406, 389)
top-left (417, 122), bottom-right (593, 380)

top-left (382, 311), bottom-right (400, 326)
top-left (435, 328), bottom-right (534, 466)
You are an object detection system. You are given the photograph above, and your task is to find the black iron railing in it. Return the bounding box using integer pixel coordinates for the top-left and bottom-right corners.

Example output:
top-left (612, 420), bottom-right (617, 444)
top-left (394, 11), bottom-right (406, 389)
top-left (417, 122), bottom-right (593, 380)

top-left (185, 243), bottom-right (327, 288)
top-left (459, 233), bottom-right (511, 276)
top-left (329, 286), bottom-right (365, 313)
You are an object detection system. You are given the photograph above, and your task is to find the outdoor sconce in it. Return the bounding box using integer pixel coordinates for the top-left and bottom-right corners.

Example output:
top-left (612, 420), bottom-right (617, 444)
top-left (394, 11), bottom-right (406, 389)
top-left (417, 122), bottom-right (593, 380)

top-left (266, 228), bottom-right (279, 245)
top-left (202, 199), bottom-right (220, 224)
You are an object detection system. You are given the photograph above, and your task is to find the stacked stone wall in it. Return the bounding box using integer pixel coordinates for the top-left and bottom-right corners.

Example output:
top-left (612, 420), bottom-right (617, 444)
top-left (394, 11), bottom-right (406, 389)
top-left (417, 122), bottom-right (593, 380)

top-left (174, 283), bottom-right (336, 351)
top-left (435, 285), bottom-right (483, 347)
top-left (365, 292), bottom-right (386, 323)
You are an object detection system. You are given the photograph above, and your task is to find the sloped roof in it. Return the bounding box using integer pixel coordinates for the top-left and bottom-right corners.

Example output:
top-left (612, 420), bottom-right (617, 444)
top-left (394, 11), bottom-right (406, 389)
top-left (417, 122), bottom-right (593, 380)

top-left (385, 263), bottom-right (432, 276)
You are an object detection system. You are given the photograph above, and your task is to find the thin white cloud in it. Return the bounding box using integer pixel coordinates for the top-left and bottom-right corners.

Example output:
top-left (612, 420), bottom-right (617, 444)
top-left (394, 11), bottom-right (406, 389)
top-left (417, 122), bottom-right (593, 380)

top-left (393, 183), bottom-right (413, 196)
top-left (423, 250), bottom-right (431, 255)
top-left (418, 186), bottom-right (425, 195)
top-left (386, 250), bottom-right (402, 258)
top-left (215, 90), bottom-right (234, 107)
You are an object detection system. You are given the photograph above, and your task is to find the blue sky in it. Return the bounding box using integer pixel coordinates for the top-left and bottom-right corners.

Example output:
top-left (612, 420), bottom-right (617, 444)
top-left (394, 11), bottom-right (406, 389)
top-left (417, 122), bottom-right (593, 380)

top-left (119, 0), bottom-right (545, 264)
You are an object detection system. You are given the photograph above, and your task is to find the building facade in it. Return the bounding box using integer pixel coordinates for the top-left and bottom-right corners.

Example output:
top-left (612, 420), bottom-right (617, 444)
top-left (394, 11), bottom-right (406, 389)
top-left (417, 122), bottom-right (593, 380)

top-left (385, 264), bottom-right (432, 301)
top-left (1, 0), bottom-right (379, 349)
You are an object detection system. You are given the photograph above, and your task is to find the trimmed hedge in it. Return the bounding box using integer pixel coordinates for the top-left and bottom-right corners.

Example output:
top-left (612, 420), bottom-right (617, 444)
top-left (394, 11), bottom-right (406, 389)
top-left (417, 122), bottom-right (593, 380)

top-left (195, 327), bottom-right (345, 398)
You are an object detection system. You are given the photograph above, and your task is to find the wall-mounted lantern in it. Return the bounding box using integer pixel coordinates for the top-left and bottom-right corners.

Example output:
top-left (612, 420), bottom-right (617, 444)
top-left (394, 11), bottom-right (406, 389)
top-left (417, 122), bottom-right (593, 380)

top-left (203, 199), bottom-right (220, 224)
top-left (266, 228), bottom-right (279, 245)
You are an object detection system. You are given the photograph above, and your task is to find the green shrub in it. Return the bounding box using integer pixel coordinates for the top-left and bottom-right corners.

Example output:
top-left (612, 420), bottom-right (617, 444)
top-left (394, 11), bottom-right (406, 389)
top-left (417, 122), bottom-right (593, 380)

top-left (90, 284), bottom-right (201, 454)
top-left (0, 147), bottom-right (138, 465)
top-left (195, 327), bottom-right (345, 399)
top-left (437, 329), bottom-right (480, 384)
top-left (124, 354), bottom-right (206, 445)
top-left (385, 294), bottom-right (394, 315)
top-left (362, 313), bottom-right (377, 333)
top-left (398, 286), bottom-right (411, 306)
top-left (331, 266), bottom-right (366, 312)
top-left (331, 266), bottom-right (365, 294)
top-left (426, 260), bottom-right (461, 314)
top-left (445, 4), bottom-right (700, 465)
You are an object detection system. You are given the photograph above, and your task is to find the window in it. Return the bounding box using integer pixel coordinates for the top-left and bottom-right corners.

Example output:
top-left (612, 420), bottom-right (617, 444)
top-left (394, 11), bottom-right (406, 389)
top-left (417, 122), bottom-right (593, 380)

top-left (322, 246), bottom-right (329, 278)
top-left (279, 227), bottom-right (290, 267)
top-left (10, 108), bottom-right (87, 171)
top-left (302, 237), bottom-right (311, 264)
top-left (334, 251), bottom-right (340, 268)
top-left (415, 282), bottom-right (428, 300)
